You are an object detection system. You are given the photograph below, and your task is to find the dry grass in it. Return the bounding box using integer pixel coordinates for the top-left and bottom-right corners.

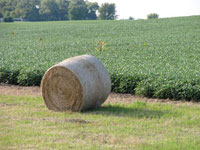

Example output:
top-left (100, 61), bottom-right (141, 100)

top-left (1, 95), bottom-right (200, 150)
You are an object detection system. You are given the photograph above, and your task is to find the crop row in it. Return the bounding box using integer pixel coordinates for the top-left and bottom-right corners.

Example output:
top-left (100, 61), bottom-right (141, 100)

top-left (0, 16), bottom-right (200, 101)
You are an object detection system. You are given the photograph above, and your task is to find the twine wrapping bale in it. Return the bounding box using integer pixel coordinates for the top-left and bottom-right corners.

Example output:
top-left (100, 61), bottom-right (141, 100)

top-left (41, 55), bottom-right (111, 112)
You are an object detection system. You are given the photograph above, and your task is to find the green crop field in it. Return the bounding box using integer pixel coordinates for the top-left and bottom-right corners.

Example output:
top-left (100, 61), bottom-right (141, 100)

top-left (0, 15), bottom-right (200, 100)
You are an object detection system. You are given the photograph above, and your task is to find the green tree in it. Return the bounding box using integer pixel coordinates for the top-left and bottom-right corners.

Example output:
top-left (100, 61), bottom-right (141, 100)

top-left (16, 0), bottom-right (41, 21)
top-left (129, 16), bottom-right (134, 20)
top-left (56, 0), bottom-right (69, 20)
top-left (40, 0), bottom-right (69, 21)
top-left (40, 0), bottom-right (60, 21)
top-left (0, 0), bottom-right (17, 17)
top-left (3, 16), bottom-right (13, 22)
top-left (68, 0), bottom-right (88, 20)
top-left (0, 0), bottom-right (69, 21)
top-left (0, 12), bottom-right (3, 18)
top-left (86, 1), bottom-right (99, 20)
top-left (147, 13), bottom-right (159, 19)
top-left (98, 3), bottom-right (116, 20)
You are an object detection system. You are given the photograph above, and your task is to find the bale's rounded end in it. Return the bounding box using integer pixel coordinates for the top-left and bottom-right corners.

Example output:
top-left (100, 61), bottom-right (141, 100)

top-left (41, 66), bottom-right (83, 112)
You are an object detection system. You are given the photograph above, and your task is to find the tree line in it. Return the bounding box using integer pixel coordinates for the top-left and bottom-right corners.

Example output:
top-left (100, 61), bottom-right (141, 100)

top-left (0, 0), bottom-right (117, 21)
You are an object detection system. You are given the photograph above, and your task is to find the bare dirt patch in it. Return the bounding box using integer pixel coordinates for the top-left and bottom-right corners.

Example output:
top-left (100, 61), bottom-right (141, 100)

top-left (0, 83), bottom-right (200, 106)
top-left (0, 83), bottom-right (41, 97)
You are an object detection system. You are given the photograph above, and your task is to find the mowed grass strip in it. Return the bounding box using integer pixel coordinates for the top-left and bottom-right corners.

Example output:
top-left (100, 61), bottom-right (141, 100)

top-left (0, 95), bottom-right (200, 150)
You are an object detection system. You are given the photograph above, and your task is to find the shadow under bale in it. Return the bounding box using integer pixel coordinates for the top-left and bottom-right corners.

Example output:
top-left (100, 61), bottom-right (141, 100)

top-left (85, 102), bottom-right (181, 119)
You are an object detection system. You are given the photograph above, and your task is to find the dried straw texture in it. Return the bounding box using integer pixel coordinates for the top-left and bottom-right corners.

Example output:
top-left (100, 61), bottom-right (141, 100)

top-left (41, 55), bottom-right (111, 112)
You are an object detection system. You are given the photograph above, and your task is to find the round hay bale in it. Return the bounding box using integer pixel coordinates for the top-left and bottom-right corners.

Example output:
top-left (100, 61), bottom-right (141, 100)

top-left (41, 55), bottom-right (111, 112)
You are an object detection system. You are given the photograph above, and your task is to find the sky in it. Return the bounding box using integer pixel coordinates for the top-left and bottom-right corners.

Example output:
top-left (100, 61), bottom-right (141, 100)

top-left (89, 0), bottom-right (200, 19)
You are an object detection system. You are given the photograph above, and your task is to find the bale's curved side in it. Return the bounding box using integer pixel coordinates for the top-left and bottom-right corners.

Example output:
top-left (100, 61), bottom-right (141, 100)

top-left (77, 55), bottom-right (111, 110)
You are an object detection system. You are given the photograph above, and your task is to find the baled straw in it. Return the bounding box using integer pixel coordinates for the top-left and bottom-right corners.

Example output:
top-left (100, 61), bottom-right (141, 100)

top-left (41, 55), bottom-right (111, 112)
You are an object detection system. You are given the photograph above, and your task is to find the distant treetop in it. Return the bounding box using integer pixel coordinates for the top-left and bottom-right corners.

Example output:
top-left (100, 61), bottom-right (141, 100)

top-left (147, 13), bottom-right (159, 19)
top-left (98, 3), bottom-right (117, 20)
top-left (0, 0), bottom-right (117, 21)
